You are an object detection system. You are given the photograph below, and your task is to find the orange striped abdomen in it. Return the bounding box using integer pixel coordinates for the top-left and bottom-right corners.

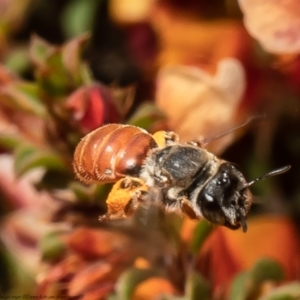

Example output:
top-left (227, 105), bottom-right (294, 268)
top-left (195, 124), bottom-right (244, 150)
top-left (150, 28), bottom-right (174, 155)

top-left (73, 124), bottom-right (158, 184)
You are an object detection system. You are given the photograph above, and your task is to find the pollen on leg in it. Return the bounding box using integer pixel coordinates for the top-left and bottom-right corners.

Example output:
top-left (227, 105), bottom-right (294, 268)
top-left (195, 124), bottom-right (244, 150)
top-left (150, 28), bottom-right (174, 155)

top-left (102, 177), bottom-right (149, 220)
top-left (152, 131), bottom-right (179, 148)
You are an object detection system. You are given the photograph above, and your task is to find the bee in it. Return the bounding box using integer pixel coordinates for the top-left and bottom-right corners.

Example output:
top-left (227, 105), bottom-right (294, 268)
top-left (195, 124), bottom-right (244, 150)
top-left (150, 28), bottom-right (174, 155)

top-left (73, 123), bottom-right (290, 232)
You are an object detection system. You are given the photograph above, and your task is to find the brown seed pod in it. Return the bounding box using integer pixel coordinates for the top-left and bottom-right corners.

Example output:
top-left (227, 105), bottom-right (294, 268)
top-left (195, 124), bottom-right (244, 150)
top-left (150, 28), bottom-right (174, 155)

top-left (73, 124), bottom-right (158, 184)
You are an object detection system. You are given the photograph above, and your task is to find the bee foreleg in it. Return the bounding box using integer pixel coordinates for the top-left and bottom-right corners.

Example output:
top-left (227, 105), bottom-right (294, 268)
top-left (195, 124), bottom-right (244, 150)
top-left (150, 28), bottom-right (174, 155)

top-left (161, 195), bottom-right (198, 219)
top-left (123, 189), bottom-right (148, 216)
top-left (180, 197), bottom-right (199, 219)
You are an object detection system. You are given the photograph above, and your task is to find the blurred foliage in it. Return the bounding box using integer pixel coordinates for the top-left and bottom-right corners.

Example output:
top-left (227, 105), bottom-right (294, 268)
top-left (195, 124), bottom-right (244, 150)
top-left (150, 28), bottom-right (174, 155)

top-left (0, 0), bottom-right (299, 299)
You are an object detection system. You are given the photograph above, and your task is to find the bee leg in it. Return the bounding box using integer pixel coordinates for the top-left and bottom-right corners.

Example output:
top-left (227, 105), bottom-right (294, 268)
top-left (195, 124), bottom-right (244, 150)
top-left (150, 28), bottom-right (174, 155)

top-left (122, 198), bottom-right (137, 217)
top-left (99, 207), bottom-right (127, 221)
top-left (123, 189), bottom-right (148, 216)
top-left (180, 197), bottom-right (199, 220)
top-left (99, 206), bottom-right (134, 221)
top-left (152, 131), bottom-right (179, 148)
top-left (99, 211), bottom-right (123, 221)
top-left (162, 196), bottom-right (198, 219)
top-left (99, 177), bottom-right (147, 221)
top-left (152, 167), bottom-right (172, 188)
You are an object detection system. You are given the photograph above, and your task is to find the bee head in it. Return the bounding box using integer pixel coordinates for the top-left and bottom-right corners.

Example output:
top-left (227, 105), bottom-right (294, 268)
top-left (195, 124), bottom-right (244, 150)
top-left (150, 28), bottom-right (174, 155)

top-left (196, 163), bottom-right (290, 232)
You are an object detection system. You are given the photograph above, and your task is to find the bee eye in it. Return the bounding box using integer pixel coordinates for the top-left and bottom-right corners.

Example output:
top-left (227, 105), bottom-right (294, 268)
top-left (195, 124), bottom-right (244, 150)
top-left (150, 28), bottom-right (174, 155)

top-left (199, 191), bottom-right (226, 226)
top-left (204, 194), bottom-right (214, 202)
top-left (196, 163), bottom-right (244, 227)
top-left (221, 176), bottom-right (229, 186)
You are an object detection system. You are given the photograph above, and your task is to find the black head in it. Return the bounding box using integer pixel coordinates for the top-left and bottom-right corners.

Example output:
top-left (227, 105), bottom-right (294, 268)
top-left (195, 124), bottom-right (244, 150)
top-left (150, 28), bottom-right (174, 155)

top-left (196, 163), bottom-right (290, 232)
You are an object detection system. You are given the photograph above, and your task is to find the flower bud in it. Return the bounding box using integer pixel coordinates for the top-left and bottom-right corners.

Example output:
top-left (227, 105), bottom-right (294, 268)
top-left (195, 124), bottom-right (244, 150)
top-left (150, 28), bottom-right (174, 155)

top-left (66, 84), bottom-right (120, 133)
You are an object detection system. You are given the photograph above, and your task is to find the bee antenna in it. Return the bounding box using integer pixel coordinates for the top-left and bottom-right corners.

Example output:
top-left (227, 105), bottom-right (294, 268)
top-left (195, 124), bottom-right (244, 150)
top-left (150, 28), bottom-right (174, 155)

top-left (202, 114), bottom-right (266, 146)
top-left (242, 165), bottom-right (291, 189)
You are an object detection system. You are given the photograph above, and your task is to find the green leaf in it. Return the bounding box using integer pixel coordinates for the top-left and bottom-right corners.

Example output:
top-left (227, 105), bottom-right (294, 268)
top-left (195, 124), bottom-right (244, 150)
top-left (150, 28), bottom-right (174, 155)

top-left (39, 231), bottom-right (67, 262)
top-left (30, 35), bottom-right (71, 97)
top-left (93, 183), bottom-right (113, 205)
top-left (35, 169), bottom-right (73, 191)
top-left (161, 213), bottom-right (185, 251)
top-left (250, 258), bottom-right (285, 285)
top-left (14, 144), bottom-right (68, 177)
top-left (68, 181), bottom-right (94, 202)
top-left (65, 181), bottom-right (112, 204)
top-left (29, 35), bottom-right (55, 67)
top-left (116, 268), bottom-right (160, 300)
top-left (61, 0), bottom-right (98, 38)
top-left (185, 272), bottom-right (211, 300)
top-left (1, 0), bottom-right (34, 28)
top-left (4, 47), bottom-right (31, 75)
top-left (257, 282), bottom-right (300, 300)
top-left (162, 297), bottom-right (185, 300)
top-left (189, 220), bottom-right (214, 254)
top-left (106, 295), bottom-right (118, 300)
top-left (0, 82), bottom-right (46, 116)
top-left (61, 33), bottom-right (90, 87)
top-left (128, 102), bottom-right (166, 131)
top-left (35, 35), bottom-right (89, 97)
top-left (228, 259), bottom-right (285, 300)
top-left (0, 132), bottom-right (22, 150)
top-left (36, 50), bottom-right (70, 97)
top-left (228, 272), bottom-right (249, 300)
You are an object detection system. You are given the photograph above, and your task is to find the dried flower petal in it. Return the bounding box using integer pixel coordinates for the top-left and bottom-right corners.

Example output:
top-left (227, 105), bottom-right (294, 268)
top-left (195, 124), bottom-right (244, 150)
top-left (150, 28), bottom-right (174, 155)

top-left (109, 0), bottom-right (155, 24)
top-left (0, 81), bottom-right (46, 116)
top-left (37, 254), bottom-right (85, 295)
top-left (66, 227), bottom-right (129, 259)
top-left (80, 284), bottom-right (115, 300)
top-left (0, 64), bottom-right (18, 85)
top-left (132, 277), bottom-right (177, 299)
top-left (156, 58), bottom-right (246, 152)
top-left (0, 0), bottom-right (34, 32)
top-left (1, 209), bottom-right (69, 275)
top-left (68, 262), bottom-right (115, 297)
top-left (151, 5), bottom-right (251, 74)
top-left (0, 154), bottom-right (58, 209)
top-left (196, 215), bottom-right (300, 291)
top-left (239, 0), bottom-right (300, 54)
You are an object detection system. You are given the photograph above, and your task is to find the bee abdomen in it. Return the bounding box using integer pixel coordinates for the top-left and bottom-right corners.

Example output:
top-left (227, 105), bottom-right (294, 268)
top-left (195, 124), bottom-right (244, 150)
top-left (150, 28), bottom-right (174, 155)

top-left (73, 124), bottom-right (158, 184)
